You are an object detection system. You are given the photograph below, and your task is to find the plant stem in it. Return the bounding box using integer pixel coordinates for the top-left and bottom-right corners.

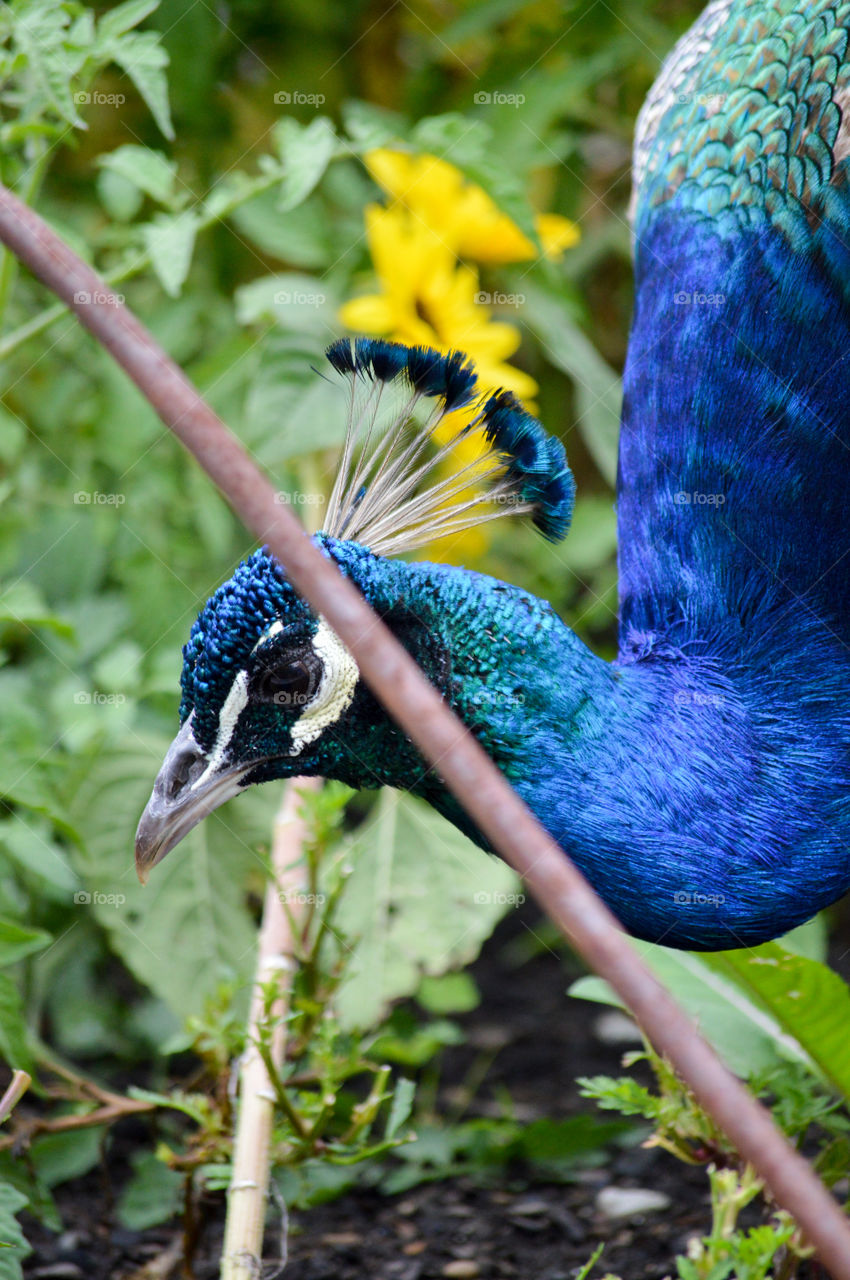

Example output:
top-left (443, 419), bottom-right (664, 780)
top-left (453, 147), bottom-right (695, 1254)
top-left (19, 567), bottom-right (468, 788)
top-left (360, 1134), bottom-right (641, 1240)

top-left (0, 1070), bottom-right (31, 1125)
top-left (0, 1095), bottom-right (154, 1150)
top-left (220, 776), bottom-right (321, 1280)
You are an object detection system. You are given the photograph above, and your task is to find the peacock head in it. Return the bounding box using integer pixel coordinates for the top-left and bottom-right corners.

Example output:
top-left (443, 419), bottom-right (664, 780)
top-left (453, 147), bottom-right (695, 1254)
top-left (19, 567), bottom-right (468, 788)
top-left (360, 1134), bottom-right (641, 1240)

top-left (135, 339), bottom-right (575, 881)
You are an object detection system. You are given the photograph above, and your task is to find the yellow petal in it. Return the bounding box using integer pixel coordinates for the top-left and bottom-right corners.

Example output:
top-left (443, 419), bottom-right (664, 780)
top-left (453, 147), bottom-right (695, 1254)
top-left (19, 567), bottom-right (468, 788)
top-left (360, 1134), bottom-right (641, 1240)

top-left (536, 213), bottom-right (581, 259)
top-left (337, 295), bottom-right (396, 334)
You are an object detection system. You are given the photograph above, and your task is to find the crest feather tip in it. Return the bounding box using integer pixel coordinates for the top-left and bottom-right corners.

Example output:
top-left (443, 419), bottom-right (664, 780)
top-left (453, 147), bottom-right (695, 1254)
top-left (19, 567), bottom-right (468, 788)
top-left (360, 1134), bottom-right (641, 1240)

top-left (321, 338), bottom-right (574, 552)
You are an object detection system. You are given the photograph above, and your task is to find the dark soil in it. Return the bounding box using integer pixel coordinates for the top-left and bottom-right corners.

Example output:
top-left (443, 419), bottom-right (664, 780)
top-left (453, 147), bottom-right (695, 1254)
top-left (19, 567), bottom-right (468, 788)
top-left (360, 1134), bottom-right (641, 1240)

top-left (20, 903), bottom-right (837, 1280)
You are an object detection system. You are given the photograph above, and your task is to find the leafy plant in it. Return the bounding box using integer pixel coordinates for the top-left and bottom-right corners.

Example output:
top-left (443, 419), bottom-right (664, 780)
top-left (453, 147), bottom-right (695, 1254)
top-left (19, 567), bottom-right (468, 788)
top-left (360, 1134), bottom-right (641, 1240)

top-left (575, 928), bottom-right (850, 1278)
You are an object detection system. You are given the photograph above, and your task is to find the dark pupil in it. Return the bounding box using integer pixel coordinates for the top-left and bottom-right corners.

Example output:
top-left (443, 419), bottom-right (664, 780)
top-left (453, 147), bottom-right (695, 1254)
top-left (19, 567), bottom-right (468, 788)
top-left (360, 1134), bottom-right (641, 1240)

top-left (262, 661), bottom-right (313, 705)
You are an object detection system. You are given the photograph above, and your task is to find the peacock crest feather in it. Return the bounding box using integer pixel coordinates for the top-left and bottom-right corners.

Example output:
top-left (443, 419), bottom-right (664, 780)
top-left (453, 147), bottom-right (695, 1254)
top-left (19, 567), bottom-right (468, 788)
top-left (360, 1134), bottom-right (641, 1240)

top-left (321, 338), bottom-right (575, 555)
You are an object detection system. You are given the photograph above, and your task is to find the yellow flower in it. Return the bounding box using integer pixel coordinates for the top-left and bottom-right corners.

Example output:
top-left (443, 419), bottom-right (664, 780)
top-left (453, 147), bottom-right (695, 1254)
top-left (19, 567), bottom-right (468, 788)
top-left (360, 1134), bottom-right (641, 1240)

top-left (364, 148), bottom-right (580, 265)
top-left (338, 144), bottom-right (580, 563)
top-left (339, 203), bottom-right (537, 403)
top-left (339, 204), bottom-right (535, 563)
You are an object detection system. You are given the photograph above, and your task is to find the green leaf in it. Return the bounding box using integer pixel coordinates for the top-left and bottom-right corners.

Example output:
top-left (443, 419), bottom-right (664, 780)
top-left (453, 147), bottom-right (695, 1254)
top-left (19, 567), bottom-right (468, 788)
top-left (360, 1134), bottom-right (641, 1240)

top-left (0, 918), bottom-right (51, 968)
top-left (96, 167), bottom-right (144, 222)
top-left (13, 1), bottom-right (85, 129)
top-left (333, 790), bottom-right (523, 1028)
top-left (240, 332), bottom-right (347, 465)
top-left (385, 1077), bottom-right (416, 1140)
top-left (0, 973), bottom-right (33, 1075)
top-left (142, 211), bottom-right (198, 297)
top-left (31, 1128), bottom-right (103, 1188)
top-left (341, 100), bottom-right (403, 151)
top-left (570, 940), bottom-right (807, 1080)
top-left (273, 117), bottom-right (338, 212)
top-left (0, 1182), bottom-right (30, 1280)
top-left (97, 145), bottom-right (178, 207)
top-left (117, 1151), bottom-right (182, 1229)
top-left (110, 30), bottom-right (174, 139)
top-left (417, 972), bottom-right (480, 1014)
top-left (705, 944), bottom-right (850, 1103)
top-left (0, 582), bottom-right (72, 637)
top-left (97, 0), bottom-right (160, 42)
top-left (234, 273), bottom-right (335, 332)
top-left (66, 737), bottom-right (278, 1020)
top-left (520, 281), bottom-right (621, 486)
top-left (231, 191), bottom-right (331, 268)
top-left (779, 913), bottom-right (827, 961)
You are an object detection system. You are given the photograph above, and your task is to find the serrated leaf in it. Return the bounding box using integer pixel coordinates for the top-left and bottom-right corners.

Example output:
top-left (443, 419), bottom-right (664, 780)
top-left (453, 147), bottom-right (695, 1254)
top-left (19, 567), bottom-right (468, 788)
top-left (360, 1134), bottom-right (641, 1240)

top-left (0, 1182), bottom-right (30, 1280)
top-left (66, 737), bottom-right (278, 1021)
top-left (0, 918), bottom-right (51, 967)
top-left (97, 0), bottom-right (160, 42)
top-left (13, 1), bottom-right (85, 129)
top-left (111, 30), bottom-right (174, 139)
top-left (97, 144), bottom-right (177, 207)
top-left (273, 117), bottom-right (337, 212)
top-left (520, 281), bottom-right (621, 486)
top-left (341, 99), bottom-right (403, 151)
top-left (705, 944), bottom-right (850, 1102)
top-left (142, 211), bottom-right (198, 297)
top-left (333, 790), bottom-right (522, 1028)
top-left (230, 191), bottom-right (331, 268)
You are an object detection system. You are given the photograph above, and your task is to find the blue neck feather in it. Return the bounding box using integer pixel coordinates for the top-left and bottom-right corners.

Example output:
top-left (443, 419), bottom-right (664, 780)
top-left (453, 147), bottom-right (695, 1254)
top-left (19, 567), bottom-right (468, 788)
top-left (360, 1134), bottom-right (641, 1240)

top-left (324, 531), bottom-right (850, 950)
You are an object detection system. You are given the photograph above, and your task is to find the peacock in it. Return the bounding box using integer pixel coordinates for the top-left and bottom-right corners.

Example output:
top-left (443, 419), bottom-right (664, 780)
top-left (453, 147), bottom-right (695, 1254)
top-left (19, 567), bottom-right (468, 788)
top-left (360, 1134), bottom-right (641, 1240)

top-left (136, 0), bottom-right (850, 952)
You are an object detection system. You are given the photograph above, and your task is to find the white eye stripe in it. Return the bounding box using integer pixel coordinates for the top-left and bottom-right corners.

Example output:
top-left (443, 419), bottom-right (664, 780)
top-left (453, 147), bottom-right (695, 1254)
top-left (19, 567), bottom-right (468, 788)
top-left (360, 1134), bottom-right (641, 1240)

top-left (197, 619), bottom-right (359, 776)
top-left (289, 618), bottom-right (359, 756)
top-left (192, 670), bottom-right (249, 788)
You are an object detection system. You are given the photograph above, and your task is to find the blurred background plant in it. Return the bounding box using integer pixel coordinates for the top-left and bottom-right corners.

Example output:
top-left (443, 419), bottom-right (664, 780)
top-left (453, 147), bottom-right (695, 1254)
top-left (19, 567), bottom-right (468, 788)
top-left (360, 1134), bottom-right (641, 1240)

top-left (7, 1), bottom-right (850, 1277)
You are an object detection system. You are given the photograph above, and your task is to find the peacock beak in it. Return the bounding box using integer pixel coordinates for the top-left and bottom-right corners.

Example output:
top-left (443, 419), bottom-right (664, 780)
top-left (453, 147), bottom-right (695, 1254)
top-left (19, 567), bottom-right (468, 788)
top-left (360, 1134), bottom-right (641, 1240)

top-left (134, 718), bottom-right (250, 883)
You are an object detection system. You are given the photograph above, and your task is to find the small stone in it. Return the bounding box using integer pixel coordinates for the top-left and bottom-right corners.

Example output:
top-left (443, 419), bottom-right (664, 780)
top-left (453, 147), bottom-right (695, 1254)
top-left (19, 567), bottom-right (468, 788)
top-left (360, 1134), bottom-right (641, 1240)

top-left (403, 1240), bottom-right (427, 1256)
top-left (595, 1186), bottom-right (672, 1220)
top-left (30, 1267), bottom-right (86, 1280)
top-left (593, 1010), bottom-right (643, 1045)
top-left (442, 1263), bottom-right (481, 1279)
top-left (398, 1198), bottom-right (419, 1216)
top-left (508, 1197), bottom-right (549, 1216)
top-left (321, 1230), bottom-right (363, 1246)
top-left (467, 1024), bottom-right (511, 1051)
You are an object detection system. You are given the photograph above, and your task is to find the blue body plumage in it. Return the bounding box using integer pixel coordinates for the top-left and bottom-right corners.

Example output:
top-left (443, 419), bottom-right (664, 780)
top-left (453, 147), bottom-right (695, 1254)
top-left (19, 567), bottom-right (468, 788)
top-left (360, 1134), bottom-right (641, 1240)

top-left (136, 0), bottom-right (850, 950)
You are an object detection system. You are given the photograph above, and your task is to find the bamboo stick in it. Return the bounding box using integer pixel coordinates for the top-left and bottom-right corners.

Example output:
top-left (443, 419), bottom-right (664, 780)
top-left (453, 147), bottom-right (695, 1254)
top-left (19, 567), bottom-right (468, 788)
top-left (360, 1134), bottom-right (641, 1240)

top-left (220, 777), bottom-right (321, 1280)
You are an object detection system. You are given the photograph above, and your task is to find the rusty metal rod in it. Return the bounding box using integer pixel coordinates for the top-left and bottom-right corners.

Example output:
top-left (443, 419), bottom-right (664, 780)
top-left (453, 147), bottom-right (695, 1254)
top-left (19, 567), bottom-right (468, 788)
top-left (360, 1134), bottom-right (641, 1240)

top-left (1, 183), bottom-right (848, 1273)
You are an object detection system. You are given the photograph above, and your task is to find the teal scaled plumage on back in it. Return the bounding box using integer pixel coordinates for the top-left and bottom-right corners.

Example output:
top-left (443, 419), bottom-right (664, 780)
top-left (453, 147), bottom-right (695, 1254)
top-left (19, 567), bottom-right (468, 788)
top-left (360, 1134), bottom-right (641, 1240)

top-left (136, 0), bottom-right (850, 951)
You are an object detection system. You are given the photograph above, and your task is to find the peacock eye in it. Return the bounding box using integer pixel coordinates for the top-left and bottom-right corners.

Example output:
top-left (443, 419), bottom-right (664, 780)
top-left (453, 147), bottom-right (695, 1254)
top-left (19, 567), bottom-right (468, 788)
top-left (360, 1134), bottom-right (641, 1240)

top-left (256, 656), bottom-right (320, 708)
